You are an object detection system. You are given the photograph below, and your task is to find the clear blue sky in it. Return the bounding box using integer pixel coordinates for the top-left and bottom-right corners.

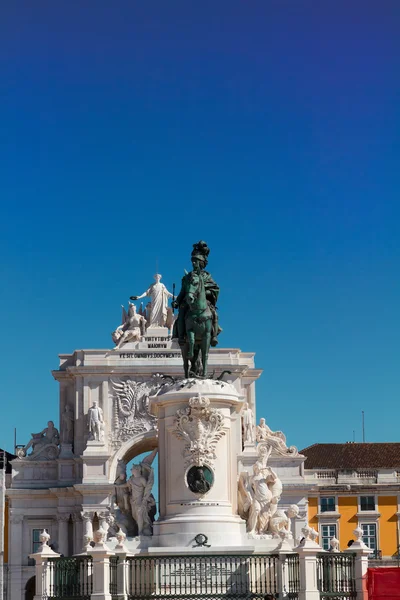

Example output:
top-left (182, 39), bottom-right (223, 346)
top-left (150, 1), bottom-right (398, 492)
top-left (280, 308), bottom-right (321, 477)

top-left (1, 1), bottom-right (399, 455)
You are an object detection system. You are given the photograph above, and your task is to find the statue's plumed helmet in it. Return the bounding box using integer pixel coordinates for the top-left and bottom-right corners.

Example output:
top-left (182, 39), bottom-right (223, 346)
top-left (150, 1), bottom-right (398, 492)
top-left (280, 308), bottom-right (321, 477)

top-left (191, 240), bottom-right (210, 266)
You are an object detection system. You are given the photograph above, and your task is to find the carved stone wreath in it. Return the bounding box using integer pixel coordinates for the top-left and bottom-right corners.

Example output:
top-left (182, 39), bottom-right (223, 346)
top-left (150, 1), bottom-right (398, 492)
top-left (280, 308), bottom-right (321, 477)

top-left (172, 393), bottom-right (226, 469)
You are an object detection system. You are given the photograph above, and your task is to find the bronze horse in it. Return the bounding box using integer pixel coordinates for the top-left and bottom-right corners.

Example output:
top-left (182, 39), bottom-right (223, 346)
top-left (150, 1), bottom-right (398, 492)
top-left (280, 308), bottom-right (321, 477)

top-left (180, 270), bottom-right (212, 378)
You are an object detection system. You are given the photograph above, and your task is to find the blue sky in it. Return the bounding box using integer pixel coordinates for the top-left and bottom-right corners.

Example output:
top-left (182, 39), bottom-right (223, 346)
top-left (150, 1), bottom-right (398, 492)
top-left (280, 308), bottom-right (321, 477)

top-left (1, 0), bottom-right (399, 455)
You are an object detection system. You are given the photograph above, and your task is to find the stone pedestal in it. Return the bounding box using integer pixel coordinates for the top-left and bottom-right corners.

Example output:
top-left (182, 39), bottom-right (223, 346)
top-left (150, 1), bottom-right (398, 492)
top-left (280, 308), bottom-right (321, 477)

top-left (344, 537), bottom-right (372, 600)
top-left (59, 443), bottom-right (74, 458)
top-left (149, 379), bottom-right (247, 549)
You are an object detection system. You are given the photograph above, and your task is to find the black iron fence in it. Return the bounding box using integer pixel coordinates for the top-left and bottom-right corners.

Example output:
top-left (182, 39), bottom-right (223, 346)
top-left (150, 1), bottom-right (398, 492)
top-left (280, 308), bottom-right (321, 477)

top-left (317, 553), bottom-right (357, 600)
top-left (286, 554), bottom-right (300, 600)
top-left (110, 555), bottom-right (119, 600)
top-left (126, 553), bottom-right (279, 599)
top-left (47, 556), bottom-right (93, 600)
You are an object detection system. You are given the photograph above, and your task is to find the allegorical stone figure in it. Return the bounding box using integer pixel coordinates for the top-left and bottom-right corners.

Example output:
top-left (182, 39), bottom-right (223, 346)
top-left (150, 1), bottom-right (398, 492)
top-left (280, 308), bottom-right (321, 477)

top-left (112, 303), bottom-right (147, 349)
top-left (256, 417), bottom-right (285, 444)
top-left (238, 447), bottom-right (283, 536)
top-left (130, 274), bottom-right (173, 328)
top-left (61, 404), bottom-right (74, 444)
top-left (117, 449), bottom-right (157, 537)
top-left (19, 421), bottom-right (60, 457)
top-left (87, 401), bottom-right (104, 442)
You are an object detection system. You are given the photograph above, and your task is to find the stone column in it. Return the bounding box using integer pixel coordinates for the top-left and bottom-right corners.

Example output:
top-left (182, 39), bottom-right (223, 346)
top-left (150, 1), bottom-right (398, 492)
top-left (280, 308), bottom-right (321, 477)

top-left (72, 512), bottom-right (83, 555)
top-left (9, 512), bottom-right (23, 600)
top-left (276, 531), bottom-right (295, 595)
top-left (90, 529), bottom-right (113, 600)
top-left (29, 530), bottom-right (60, 600)
top-left (98, 510), bottom-right (110, 536)
top-left (57, 513), bottom-right (70, 557)
top-left (296, 527), bottom-right (323, 600)
top-left (114, 533), bottom-right (129, 600)
top-left (344, 527), bottom-right (372, 600)
top-left (114, 551), bottom-right (128, 600)
top-left (81, 511), bottom-right (94, 552)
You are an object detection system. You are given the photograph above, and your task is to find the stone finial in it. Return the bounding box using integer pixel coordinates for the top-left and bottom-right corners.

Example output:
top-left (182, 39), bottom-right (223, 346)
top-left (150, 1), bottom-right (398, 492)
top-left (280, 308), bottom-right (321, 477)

top-left (82, 535), bottom-right (93, 553)
top-left (296, 525), bottom-right (322, 550)
top-left (301, 526), bottom-right (312, 541)
top-left (347, 525), bottom-right (372, 552)
top-left (353, 526), bottom-right (363, 541)
top-left (330, 537), bottom-right (340, 552)
top-left (93, 528), bottom-right (107, 545)
top-left (276, 527), bottom-right (293, 552)
top-left (91, 527), bottom-right (111, 551)
top-left (39, 530), bottom-right (50, 547)
top-left (115, 529), bottom-right (128, 551)
top-left (30, 530), bottom-right (59, 557)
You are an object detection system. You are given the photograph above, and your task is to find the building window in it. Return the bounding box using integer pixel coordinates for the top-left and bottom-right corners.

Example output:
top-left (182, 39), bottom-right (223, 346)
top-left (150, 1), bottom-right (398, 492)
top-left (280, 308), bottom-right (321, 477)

top-left (321, 524), bottom-right (337, 551)
top-left (32, 529), bottom-right (47, 554)
top-left (360, 496), bottom-right (375, 511)
top-left (361, 523), bottom-right (377, 556)
top-left (321, 497), bottom-right (336, 512)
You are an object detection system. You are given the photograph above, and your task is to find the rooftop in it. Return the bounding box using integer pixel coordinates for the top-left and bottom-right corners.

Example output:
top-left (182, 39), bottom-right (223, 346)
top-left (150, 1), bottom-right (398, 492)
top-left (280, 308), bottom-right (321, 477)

top-left (301, 443), bottom-right (400, 470)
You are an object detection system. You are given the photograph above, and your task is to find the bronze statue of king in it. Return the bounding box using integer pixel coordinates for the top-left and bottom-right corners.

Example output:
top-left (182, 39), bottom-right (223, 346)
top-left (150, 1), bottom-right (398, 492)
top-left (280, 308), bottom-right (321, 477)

top-left (172, 241), bottom-right (221, 377)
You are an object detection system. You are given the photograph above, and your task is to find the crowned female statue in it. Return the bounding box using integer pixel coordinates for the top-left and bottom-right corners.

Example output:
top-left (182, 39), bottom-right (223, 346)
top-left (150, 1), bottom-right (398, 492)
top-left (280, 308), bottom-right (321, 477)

top-left (130, 274), bottom-right (173, 328)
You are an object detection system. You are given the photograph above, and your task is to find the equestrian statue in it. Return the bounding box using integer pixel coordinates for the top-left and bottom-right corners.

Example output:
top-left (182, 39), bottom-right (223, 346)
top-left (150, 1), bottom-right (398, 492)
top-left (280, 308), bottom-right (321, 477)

top-left (172, 241), bottom-right (221, 378)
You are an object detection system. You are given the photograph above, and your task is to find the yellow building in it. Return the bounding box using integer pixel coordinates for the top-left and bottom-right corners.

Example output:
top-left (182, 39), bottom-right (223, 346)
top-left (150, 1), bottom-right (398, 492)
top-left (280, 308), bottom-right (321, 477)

top-left (302, 443), bottom-right (400, 558)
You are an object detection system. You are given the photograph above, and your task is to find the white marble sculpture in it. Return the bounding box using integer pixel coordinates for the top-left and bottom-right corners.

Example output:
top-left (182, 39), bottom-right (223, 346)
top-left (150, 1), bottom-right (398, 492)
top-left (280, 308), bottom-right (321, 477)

top-left (61, 404), bottom-right (74, 444)
top-left (130, 273), bottom-right (174, 329)
top-left (173, 393), bottom-right (225, 469)
top-left (238, 446), bottom-right (283, 536)
top-left (241, 402), bottom-right (254, 444)
top-left (17, 421), bottom-right (60, 459)
top-left (113, 460), bottom-right (131, 514)
top-left (87, 401), bottom-right (105, 442)
top-left (255, 417), bottom-right (300, 456)
top-left (112, 303), bottom-right (146, 349)
top-left (116, 449), bottom-right (157, 537)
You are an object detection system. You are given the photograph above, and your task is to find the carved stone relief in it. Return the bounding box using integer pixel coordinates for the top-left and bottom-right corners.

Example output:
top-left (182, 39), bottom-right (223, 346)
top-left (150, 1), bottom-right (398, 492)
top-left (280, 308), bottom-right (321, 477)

top-left (172, 393), bottom-right (226, 470)
top-left (109, 377), bottom-right (161, 447)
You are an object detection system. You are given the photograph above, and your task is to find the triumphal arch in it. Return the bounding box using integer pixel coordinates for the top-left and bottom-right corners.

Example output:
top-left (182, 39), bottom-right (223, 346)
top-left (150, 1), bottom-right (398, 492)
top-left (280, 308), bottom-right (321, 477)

top-left (7, 242), bottom-right (310, 600)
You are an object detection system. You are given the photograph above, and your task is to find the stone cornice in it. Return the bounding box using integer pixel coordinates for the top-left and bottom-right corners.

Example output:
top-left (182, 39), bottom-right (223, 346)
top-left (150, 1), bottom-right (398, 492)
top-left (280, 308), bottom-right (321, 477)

top-left (7, 488), bottom-right (59, 499)
top-left (73, 483), bottom-right (114, 494)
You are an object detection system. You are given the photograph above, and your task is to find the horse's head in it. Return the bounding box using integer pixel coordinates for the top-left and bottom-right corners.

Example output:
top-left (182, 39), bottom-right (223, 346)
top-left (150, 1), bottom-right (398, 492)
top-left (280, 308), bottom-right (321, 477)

top-left (186, 271), bottom-right (201, 307)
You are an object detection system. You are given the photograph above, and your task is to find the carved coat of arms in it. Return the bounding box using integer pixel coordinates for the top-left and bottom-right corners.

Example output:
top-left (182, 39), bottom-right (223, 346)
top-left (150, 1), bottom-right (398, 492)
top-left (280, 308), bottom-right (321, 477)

top-left (173, 393), bottom-right (226, 468)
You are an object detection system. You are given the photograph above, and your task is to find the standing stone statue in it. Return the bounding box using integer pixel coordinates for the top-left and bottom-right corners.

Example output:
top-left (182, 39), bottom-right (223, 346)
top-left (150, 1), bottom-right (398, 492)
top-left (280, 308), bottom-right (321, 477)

top-left (130, 274), bottom-right (173, 328)
top-left (242, 402), bottom-right (254, 444)
top-left (61, 404), bottom-right (74, 444)
top-left (112, 303), bottom-right (147, 349)
top-left (87, 401), bottom-right (104, 442)
top-left (172, 241), bottom-right (221, 377)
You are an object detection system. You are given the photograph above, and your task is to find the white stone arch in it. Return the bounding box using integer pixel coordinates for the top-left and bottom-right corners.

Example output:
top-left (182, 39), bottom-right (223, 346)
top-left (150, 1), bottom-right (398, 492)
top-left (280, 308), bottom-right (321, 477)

top-left (109, 429), bottom-right (158, 482)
